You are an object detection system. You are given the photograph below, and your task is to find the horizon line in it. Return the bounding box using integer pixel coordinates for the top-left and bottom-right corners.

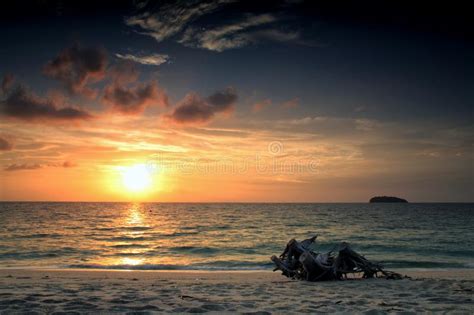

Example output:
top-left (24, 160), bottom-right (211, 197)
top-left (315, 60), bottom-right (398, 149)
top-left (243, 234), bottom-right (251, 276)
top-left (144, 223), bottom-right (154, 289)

top-left (0, 200), bottom-right (473, 204)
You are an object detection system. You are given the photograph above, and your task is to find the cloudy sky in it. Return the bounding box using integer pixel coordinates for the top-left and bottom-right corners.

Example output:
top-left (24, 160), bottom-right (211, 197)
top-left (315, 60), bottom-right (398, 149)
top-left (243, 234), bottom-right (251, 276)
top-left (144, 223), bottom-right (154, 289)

top-left (0, 0), bottom-right (472, 201)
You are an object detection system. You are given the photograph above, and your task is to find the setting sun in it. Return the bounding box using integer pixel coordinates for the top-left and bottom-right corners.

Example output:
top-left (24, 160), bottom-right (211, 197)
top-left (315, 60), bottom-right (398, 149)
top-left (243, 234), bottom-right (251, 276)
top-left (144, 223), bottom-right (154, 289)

top-left (121, 164), bottom-right (152, 192)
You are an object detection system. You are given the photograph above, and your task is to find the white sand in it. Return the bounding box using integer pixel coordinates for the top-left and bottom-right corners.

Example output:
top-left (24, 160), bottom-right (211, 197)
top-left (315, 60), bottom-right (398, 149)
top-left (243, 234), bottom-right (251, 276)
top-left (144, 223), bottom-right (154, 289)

top-left (0, 269), bottom-right (472, 313)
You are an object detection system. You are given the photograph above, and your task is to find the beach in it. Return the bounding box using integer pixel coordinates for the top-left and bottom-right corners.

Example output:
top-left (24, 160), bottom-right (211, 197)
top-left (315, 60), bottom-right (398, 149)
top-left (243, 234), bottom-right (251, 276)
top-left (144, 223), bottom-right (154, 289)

top-left (1, 203), bottom-right (472, 313)
top-left (0, 269), bottom-right (472, 313)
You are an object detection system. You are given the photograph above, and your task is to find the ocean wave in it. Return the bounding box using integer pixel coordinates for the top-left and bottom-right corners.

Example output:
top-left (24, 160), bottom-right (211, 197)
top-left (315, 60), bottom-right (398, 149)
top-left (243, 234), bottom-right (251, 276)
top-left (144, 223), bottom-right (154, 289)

top-left (110, 244), bottom-right (149, 249)
top-left (158, 231), bottom-right (201, 237)
top-left (95, 226), bottom-right (152, 232)
top-left (96, 236), bottom-right (154, 242)
top-left (12, 233), bottom-right (63, 239)
top-left (67, 261), bottom-right (274, 271)
top-left (168, 246), bottom-right (221, 255)
top-left (2, 202), bottom-right (473, 272)
top-left (382, 260), bottom-right (472, 269)
top-left (354, 244), bottom-right (474, 257)
top-left (0, 248), bottom-right (98, 260)
top-left (65, 259), bottom-right (473, 271)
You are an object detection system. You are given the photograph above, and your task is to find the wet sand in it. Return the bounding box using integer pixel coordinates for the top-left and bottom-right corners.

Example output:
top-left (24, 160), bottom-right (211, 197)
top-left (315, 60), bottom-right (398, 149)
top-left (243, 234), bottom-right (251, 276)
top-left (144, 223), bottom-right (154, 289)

top-left (0, 269), bottom-right (472, 313)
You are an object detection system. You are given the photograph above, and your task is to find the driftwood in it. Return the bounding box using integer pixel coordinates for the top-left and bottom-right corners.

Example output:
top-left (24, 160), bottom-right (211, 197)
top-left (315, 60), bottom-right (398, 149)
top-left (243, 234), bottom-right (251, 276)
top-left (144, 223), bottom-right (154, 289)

top-left (271, 236), bottom-right (403, 281)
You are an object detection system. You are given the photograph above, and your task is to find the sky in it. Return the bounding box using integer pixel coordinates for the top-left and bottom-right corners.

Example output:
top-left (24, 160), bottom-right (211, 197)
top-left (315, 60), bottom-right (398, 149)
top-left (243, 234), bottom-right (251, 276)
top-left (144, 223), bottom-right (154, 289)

top-left (0, 0), bottom-right (472, 202)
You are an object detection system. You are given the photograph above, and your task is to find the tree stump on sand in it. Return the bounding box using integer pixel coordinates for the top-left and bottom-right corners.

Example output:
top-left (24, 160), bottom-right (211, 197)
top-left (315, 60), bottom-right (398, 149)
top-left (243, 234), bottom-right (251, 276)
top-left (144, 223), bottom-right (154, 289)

top-left (271, 236), bottom-right (403, 281)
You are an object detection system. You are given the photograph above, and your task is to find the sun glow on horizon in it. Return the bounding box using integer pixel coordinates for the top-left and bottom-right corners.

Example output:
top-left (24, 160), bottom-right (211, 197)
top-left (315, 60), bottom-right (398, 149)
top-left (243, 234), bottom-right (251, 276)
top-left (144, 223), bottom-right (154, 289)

top-left (121, 164), bottom-right (153, 192)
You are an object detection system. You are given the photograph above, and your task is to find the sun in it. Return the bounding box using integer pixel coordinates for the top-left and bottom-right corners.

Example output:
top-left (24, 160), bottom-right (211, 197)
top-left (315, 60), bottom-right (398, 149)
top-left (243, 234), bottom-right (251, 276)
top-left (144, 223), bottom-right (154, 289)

top-left (121, 164), bottom-right (152, 192)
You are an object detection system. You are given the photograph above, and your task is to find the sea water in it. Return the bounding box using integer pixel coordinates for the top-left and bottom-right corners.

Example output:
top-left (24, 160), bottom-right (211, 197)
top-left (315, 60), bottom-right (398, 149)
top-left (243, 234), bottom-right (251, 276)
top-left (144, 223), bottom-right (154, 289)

top-left (0, 202), bottom-right (472, 270)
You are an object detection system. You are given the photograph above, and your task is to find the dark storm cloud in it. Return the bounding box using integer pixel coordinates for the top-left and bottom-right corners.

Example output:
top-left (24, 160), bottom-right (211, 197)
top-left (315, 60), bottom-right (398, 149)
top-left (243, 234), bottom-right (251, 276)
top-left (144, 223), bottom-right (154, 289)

top-left (102, 61), bottom-right (168, 114)
top-left (168, 93), bottom-right (215, 124)
top-left (0, 87), bottom-right (92, 121)
top-left (103, 80), bottom-right (168, 114)
top-left (1, 74), bottom-right (14, 94)
top-left (207, 87), bottom-right (238, 111)
top-left (43, 44), bottom-right (108, 98)
top-left (168, 87), bottom-right (237, 124)
top-left (0, 136), bottom-right (13, 151)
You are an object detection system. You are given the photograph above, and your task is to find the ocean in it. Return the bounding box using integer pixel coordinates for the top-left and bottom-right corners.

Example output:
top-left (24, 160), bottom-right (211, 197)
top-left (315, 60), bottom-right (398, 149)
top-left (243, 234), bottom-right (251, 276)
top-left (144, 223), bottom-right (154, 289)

top-left (0, 202), bottom-right (472, 271)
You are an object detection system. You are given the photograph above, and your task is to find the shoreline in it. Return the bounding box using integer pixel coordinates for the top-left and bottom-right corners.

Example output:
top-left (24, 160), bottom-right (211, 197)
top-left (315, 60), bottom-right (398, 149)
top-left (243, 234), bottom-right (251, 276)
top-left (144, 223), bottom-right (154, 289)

top-left (1, 268), bottom-right (473, 313)
top-left (0, 267), bottom-right (473, 279)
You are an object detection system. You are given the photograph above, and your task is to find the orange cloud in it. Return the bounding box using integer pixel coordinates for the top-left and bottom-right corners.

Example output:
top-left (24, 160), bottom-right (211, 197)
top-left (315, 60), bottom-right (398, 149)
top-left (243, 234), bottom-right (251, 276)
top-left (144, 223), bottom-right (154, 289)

top-left (0, 136), bottom-right (13, 150)
top-left (252, 99), bottom-right (272, 112)
top-left (4, 160), bottom-right (77, 171)
top-left (108, 60), bottom-right (140, 85)
top-left (281, 97), bottom-right (299, 109)
top-left (0, 86), bottom-right (92, 122)
top-left (1, 73), bottom-right (14, 94)
top-left (4, 163), bottom-right (42, 171)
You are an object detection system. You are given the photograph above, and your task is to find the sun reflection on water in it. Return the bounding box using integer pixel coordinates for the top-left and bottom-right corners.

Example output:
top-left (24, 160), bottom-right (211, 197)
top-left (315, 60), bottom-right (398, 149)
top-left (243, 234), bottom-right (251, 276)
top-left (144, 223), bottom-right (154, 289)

top-left (126, 203), bottom-right (146, 226)
top-left (93, 203), bottom-right (201, 268)
top-left (120, 257), bottom-right (144, 266)
top-left (108, 203), bottom-right (151, 266)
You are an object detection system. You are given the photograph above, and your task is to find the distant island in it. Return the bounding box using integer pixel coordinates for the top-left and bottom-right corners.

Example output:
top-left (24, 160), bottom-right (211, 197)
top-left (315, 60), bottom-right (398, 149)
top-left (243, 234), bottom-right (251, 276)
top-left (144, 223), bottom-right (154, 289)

top-left (369, 196), bottom-right (408, 203)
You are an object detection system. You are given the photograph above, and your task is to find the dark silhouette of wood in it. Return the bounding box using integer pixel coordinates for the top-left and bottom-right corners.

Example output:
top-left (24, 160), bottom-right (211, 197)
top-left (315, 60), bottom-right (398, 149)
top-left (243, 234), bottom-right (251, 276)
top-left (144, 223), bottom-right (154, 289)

top-left (271, 236), bottom-right (403, 281)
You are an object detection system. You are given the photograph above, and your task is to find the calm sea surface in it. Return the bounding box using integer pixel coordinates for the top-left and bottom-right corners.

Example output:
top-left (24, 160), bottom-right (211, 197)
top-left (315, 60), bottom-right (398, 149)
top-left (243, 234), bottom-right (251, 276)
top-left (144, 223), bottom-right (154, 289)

top-left (0, 203), bottom-right (472, 270)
